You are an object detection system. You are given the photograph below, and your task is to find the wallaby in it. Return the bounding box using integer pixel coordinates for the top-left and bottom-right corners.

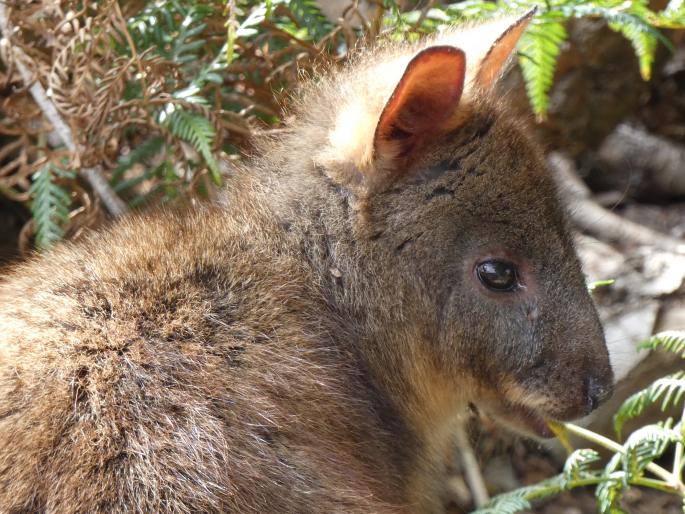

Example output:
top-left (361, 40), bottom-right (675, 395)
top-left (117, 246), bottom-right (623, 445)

top-left (0, 12), bottom-right (613, 514)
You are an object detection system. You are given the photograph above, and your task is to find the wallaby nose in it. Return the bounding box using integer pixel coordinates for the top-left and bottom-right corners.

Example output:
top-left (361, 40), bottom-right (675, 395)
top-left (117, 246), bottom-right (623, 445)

top-left (585, 376), bottom-right (613, 413)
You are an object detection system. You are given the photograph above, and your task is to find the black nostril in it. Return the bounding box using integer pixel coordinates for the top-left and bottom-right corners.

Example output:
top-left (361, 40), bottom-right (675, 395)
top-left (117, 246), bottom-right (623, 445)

top-left (586, 376), bottom-right (613, 413)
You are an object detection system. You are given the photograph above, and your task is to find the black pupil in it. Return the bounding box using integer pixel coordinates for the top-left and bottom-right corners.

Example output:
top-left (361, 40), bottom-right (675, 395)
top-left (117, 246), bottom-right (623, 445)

top-left (477, 260), bottom-right (517, 292)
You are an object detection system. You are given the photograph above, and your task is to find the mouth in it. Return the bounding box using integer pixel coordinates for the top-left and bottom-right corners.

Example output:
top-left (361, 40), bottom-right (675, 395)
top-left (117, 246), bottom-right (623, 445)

top-left (470, 401), bottom-right (556, 439)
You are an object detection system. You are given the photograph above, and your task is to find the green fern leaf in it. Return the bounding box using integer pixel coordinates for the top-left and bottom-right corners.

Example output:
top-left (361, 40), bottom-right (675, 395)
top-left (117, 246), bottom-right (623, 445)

top-left (619, 420), bottom-right (680, 478)
top-left (640, 330), bottom-right (685, 355)
top-left (473, 477), bottom-right (569, 514)
top-left (286, 0), bottom-right (333, 40)
top-left (445, 1), bottom-right (501, 21)
top-left (128, 3), bottom-right (213, 71)
top-left (29, 164), bottom-right (73, 250)
top-left (614, 371), bottom-right (685, 436)
top-left (610, 20), bottom-right (657, 80)
top-left (110, 136), bottom-right (165, 186)
top-left (518, 20), bottom-right (568, 118)
top-left (562, 449), bottom-right (601, 486)
top-left (559, 3), bottom-right (669, 80)
top-left (653, 0), bottom-right (685, 27)
top-left (164, 108), bottom-right (222, 185)
top-left (595, 473), bottom-right (626, 514)
top-left (475, 495), bottom-right (531, 514)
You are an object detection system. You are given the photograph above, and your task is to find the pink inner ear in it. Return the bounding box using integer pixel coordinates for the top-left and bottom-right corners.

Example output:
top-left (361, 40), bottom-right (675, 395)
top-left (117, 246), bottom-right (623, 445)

top-left (375, 46), bottom-right (466, 153)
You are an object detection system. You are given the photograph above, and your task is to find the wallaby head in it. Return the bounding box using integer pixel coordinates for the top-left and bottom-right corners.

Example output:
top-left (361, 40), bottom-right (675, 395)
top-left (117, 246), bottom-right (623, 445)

top-left (280, 11), bottom-right (613, 440)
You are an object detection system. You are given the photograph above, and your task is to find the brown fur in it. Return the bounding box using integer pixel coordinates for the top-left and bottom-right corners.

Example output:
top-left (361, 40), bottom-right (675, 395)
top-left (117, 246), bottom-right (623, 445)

top-left (0, 16), bottom-right (612, 514)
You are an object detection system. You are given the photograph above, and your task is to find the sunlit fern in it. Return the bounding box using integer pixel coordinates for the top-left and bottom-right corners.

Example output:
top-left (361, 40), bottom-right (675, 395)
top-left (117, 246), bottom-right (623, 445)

top-left (413, 0), bottom-right (685, 118)
top-left (163, 108), bottom-right (222, 185)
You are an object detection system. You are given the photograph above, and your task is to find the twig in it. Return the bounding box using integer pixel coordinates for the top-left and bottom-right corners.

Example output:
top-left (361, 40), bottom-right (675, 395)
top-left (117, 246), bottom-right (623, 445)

top-left (341, 2), bottom-right (371, 33)
top-left (454, 421), bottom-right (490, 507)
top-left (0, 2), bottom-right (127, 217)
top-left (549, 152), bottom-right (685, 254)
top-left (112, 2), bottom-right (147, 104)
top-left (261, 19), bottom-right (319, 53)
top-left (562, 421), bottom-right (685, 493)
top-left (673, 405), bottom-right (685, 486)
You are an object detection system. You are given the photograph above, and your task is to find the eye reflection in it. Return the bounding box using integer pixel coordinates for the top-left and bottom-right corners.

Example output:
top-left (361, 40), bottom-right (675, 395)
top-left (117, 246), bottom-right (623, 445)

top-left (476, 260), bottom-right (519, 292)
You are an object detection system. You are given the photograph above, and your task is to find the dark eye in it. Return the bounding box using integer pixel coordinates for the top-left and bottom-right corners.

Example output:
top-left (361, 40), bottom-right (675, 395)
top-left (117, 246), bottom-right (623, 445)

top-left (476, 260), bottom-right (519, 292)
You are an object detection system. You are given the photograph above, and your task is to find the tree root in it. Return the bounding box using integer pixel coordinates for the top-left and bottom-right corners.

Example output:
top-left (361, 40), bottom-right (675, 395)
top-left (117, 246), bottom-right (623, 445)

top-left (598, 123), bottom-right (685, 199)
top-left (549, 152), bottom-right (685, 254)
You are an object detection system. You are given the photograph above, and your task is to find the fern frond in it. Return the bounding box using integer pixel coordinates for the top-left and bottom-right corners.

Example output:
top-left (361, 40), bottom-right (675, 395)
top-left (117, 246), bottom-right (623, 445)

top-left (110, 136), bottom-right (165, 186)
top-left (640, 331), bottom-right (685, 356)
top-left (286, 0), bottom-right (333, 40)
top-left (474, 494), bottom-right (531, 514)
top-left (651, 0), bottom-right (685, 27)
top-left (619, 421), bottom-right (680, 478)
top-left (473, 476), bottom-right (570, 514)
top-left (595, 472), bottom-right (627, 514)
top-left (562, 449), bottom-right (601, 486)
top-left (614, 371), bottom-right (685, 436)
top-left (164, 108), bottom-right (222, 185)
top-left (445, 1), bottom-right (501, 21)
top-left (559, 3), bottom-right (668, 80)
top-left (611, 20), bottom-right (658, 80)
top-left (29, 164), bottom-right (73, 249)
top-left (129, 3), bottom-right (213, 68)
top-left (518, 20), bottom-right (568, 118)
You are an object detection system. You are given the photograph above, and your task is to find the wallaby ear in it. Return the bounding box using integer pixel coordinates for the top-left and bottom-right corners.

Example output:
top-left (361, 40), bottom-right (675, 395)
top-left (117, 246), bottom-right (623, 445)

top-left (474, 9), bottom-right (536, 88)
top-left (373, 46), bottom-right (466, 175)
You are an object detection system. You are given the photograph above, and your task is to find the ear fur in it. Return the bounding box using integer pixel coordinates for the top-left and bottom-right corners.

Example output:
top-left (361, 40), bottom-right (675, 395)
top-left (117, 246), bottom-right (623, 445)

top-left (373, 46), bottom-right (466, 179)
top-left (315, 11), bottom-right (537, 193)
top-left (474, 9), bottom-right (536, 88)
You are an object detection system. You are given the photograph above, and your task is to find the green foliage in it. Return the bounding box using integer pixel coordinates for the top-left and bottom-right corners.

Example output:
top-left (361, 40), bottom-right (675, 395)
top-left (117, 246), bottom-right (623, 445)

top-left (588, 279), bottom-right (617, 292)
top-left (163, 108), bottom-right (222, 185)
top-left (10, 0), bottom-right (685, 251)
top-left (286, 0), bottom-right (333, 40)
top-left (618, 420), bottom-right (679, 478)
top-left (474, 489), bottom-right (533, 514)
top-left (474, 476), bottom-right (580, 514)
top-left (641, 330), bottom-right (685, 356)
top-left (562, 2), bottom-right (668, 79)
top-left (426, 0), bottom-right (685, 118)
top-left (474, 331), bottom-right (685, 514)
top-left (519, 20), bottom-right (567, 118)
top-left (615, 371), bottom-right (685, 436)
top-left (594, 421), bottom-right (680, 512)
top-left (29, 164), bottom-right (74, 249)
top-left (128, 2), bottom-right (214, 69)
top-left (562, 448), bottom-right (601, 486)
top-left (110, 136), bottom-right (165, 187)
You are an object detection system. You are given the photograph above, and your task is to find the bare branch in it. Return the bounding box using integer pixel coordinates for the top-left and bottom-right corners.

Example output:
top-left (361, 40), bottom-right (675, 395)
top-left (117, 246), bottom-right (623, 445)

top-left (549, 152), bottom-right (685, 254)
